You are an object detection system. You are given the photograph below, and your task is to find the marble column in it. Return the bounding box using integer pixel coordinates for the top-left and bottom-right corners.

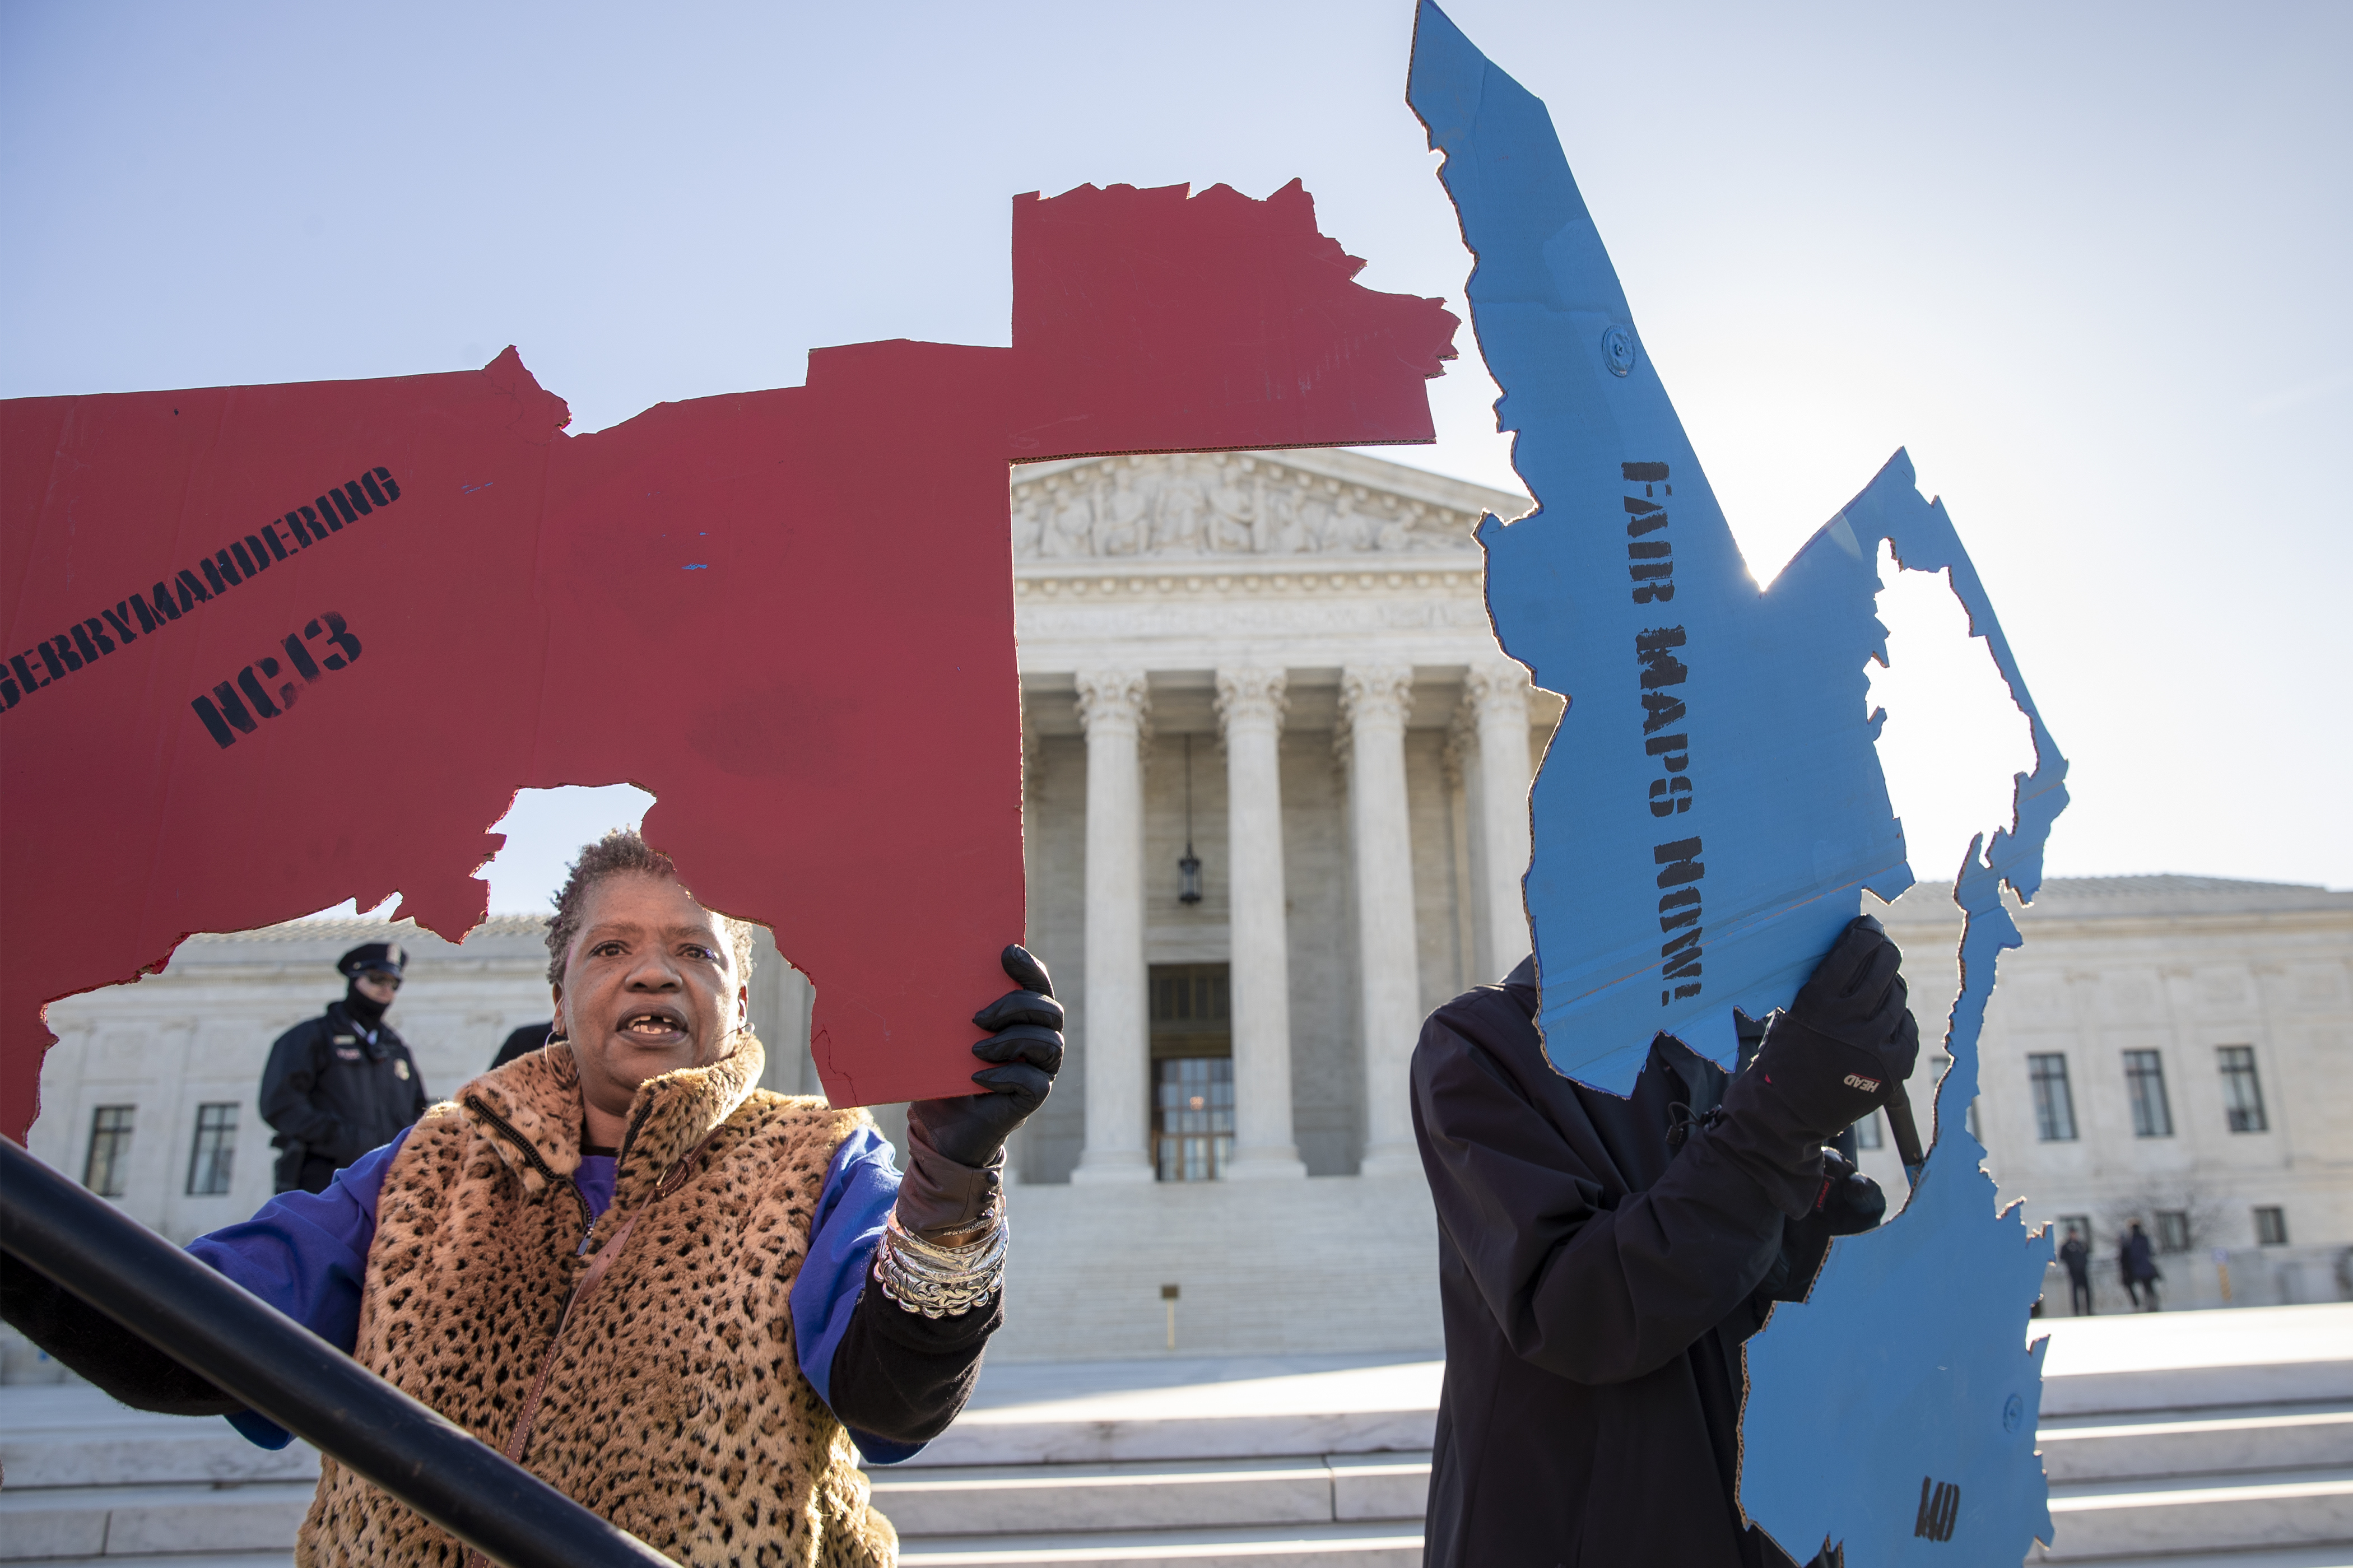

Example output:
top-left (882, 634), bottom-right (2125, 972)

top-left (1215, 666), bottom-right (1307, 1180)
top-left (1464, 660), bottom-right (1537, 980)
top-left (1341, 664), bottom-right (1423, 1176)
top-left (1072, 669), bottom-right (1153, 1184)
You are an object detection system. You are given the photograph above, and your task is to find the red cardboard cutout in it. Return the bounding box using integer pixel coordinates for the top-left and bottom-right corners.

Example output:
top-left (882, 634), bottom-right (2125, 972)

top-left (0, 180), bottom-right (1454, 1138)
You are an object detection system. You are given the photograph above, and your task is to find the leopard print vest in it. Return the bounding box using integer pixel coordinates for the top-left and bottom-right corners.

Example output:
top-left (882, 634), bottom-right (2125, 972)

top-left (294, 1034), bottom-right (897, 1567)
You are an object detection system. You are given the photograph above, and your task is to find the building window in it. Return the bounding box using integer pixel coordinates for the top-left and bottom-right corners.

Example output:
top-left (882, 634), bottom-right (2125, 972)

top-left (1150, 963), bottom-right (1232, 1183)
top-left (2253, 1207), bottom-right (2289, 1246)
top-left (2122, 1050), bottom-right (2173, 1138)
top-left (1852, 1111), bottom-right (1884, 1150)
top-left (2154, 1210), bottom-right (2191, 1253)
top-left (83, 1105), bottom-right (135, 1198)
top-left (1153, 1057), bottom-right (1234, 1181)
top-left (1152, 964), bottom-right (1229, 1032)
top-left (2217, 1046), bottom-right (2268, 1133)
top-left (185, 1102), bottom-right (238, 1197)
top-left (2027, 1054), bottom-right (2077, 1142)
top-left (2057, 1215), bottom-right (2092, 1249)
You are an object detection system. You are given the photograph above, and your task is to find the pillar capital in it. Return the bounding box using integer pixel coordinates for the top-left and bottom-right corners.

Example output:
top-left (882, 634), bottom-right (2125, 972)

top-left (1213, 666), bottom-right (1289, 737)
top-left (1075, 668), bottom-right (1150, 735)
top-left (1339, 663), bottom-right (1415, 731)
top-left (1462, 658), bottom-right (1534, 720)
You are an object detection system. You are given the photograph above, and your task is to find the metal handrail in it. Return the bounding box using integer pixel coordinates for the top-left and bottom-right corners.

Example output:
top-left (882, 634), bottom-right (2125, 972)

top-left (0, 1137), bottom-right (672, 1568)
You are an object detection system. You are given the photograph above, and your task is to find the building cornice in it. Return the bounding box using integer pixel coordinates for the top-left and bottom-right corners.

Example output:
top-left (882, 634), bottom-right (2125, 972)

top-left (1015, 560), bottom-right (1482, 599)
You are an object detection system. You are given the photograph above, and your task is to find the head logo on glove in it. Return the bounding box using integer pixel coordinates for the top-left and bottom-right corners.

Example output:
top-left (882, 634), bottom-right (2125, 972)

top-left (1842, 1073), bottom-right (1883, 1093)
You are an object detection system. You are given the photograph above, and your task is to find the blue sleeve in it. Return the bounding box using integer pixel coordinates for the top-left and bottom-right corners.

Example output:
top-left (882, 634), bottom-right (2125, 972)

top-left (187, 1129), bottom-right (410, 1449)
top-left (787, 1125), bottom-right (919, 1465)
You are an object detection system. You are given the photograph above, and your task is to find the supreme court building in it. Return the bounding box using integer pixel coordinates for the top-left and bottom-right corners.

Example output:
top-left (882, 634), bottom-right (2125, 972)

top-left (1003, 447), bottom-right (1550, 1190)
top-left (19, 448), bottom-right (2353, 1375)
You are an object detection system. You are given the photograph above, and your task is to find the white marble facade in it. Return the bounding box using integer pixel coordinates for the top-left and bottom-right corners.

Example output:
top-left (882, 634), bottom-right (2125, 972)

top-left (20, 449), bottom-right (2353, 1366)
top-left (1871, 874), bottom-right (2353, 1314)
top-left (1008, 448), bottom-right (1550, 1189)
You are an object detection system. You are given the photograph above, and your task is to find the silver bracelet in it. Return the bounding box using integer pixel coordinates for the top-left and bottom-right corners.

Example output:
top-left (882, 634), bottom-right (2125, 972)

top-left (873, 1208), bottom-right (1008, 1319)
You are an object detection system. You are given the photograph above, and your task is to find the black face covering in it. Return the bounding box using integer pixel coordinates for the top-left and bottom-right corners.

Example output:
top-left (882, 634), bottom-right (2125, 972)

top-left (343, 979), bottom-right (391, 1030)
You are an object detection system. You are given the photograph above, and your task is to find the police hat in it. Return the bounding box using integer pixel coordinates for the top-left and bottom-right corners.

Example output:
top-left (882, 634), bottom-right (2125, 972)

top-left (337, 942), bottom-right (408, 978)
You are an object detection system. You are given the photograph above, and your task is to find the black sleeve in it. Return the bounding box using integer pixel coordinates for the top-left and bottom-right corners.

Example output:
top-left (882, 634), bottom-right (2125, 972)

top-left (257, 1021), bottom-right (345, 1151)
top-left (1752, 1212), bottom-right (1836, 1308)
top-left (1412, 1008), bottom-right (1821, 1388)
top-left (0, 1249), bottom-right (240, 1416)
top-left (823, 1281), bottom-right (1001, 1445)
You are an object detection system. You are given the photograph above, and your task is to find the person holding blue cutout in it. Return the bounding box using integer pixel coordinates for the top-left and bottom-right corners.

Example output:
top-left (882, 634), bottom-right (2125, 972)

top-left (1411, 916), bottom-right (1920, 1567)
top-left (3, 829), bottom-right (1060, 1566)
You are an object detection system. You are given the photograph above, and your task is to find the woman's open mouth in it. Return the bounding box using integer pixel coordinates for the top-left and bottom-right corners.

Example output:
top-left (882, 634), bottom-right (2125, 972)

top-left (618, 1007), bottom-right (690, 1046)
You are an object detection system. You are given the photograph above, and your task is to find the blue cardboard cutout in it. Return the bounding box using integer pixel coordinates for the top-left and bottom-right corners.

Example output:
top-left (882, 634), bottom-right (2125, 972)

top-left (1741, 853), bottom-right (2058, 1561)
top-left (1408, 4), bottom-right (2066, 1560)
top-left (1407, 3), bottom-right (2075, 1087)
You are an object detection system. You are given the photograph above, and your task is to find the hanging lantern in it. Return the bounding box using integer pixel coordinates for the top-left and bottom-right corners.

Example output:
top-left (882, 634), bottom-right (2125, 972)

top-left (1179, 734), bottom-right (1204, 904)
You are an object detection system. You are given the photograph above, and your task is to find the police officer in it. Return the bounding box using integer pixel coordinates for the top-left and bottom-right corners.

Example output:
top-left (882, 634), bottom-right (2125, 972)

top-left (259, 943), bottom-right (428, 1193)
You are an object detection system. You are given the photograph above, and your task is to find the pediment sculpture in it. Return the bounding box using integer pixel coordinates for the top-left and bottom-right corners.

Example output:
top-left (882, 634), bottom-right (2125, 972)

top-left (1013, 453), bottom-right (1482, 560)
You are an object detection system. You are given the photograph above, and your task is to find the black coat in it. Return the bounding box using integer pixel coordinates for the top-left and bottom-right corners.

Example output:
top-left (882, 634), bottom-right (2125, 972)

top-left (1412, 960), bottom-right (1843, 1568)
top-left (490, 1022), bottom-right (555, 1071)
top-left (258, 1002), bottom-right (427, 1190)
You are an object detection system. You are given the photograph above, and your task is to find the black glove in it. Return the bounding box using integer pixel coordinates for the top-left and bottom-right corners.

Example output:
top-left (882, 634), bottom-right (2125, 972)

top-left (1736, 915), bottom-right (1920, 1142)
top-left (1814, 1147), bottom-right (1887, 1236)
top-left (1755, 1147), bottom-right (1889, 1302)
top-left (899, 946), bottom-right (1063, 1239)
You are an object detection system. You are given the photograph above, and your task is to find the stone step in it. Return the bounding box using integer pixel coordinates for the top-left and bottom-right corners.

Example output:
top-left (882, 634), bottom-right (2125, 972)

top-left (2039, 1403), bottom-right (2353, 1484)
top-left (0, 1385), bottom-right (319, 1492)
top-left (895, 1519), bottom-right (1425, 1566)
top-left (2035, 1548), bottom-right (2353, 1568)
top-left (2034, 1466), bottom-right (2353, 1563)
top-left (0, 1480), bottom-right (314, 1563)
top-left (2037, 1306), bottom-right (2353, 1418)
top-left (872, 1453), bottom-right (1429, 1537)
top-left (0, 1428), bottom-right (318, 1492)
top-left (910, 1357), bottom-right (1441, 1469)
top-left (6, 1309), bottom-right (2348, 1565)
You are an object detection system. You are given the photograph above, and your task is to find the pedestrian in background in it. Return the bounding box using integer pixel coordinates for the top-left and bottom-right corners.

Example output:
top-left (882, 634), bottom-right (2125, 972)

top-left (258, 942), bottom-right (427, 1193)
top-left (2119, 1219), bottom-right (2163, 1311)
top-left (2059, 1226), bottom-right (2094, 1315)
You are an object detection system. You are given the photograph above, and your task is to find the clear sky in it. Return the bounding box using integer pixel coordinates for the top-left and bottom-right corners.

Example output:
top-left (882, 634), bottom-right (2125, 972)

top-left (5, 1), bottom-right (2347, 907)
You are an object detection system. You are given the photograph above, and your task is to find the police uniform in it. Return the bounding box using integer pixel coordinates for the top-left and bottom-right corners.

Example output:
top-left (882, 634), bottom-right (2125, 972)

top-left (258, 943), bottom-right (429, 1193)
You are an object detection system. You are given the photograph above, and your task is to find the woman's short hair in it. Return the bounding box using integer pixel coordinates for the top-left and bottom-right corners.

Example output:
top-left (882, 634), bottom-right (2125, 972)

top-left (545, 829), bottom-right (758, 985)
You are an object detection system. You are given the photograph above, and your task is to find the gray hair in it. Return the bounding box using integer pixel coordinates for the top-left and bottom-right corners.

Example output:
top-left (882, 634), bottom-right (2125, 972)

top-left (545, 829), bottom-right (757, 986)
